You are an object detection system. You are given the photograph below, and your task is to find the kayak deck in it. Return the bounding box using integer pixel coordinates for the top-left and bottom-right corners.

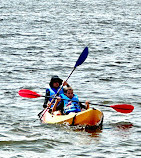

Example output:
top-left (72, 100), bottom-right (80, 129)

top-left (40, 108), bottom-right (104, 128)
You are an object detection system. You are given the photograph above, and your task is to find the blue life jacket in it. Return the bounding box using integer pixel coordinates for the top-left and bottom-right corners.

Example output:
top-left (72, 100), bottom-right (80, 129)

top-left (60, 94), bottom-right (81, 114)
top-left (46, 87), bottom-right (64, 107)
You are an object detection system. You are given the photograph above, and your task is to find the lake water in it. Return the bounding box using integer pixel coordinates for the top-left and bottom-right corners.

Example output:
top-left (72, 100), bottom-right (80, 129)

top-left (0, 0), bottom-right (141, 157)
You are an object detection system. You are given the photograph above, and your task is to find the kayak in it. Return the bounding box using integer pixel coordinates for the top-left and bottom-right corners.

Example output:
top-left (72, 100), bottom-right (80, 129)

top-left (40, 108), bottom-right (104, 128)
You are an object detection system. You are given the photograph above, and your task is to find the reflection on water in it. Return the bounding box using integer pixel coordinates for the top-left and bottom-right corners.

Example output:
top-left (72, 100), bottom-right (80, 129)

top-left (110, 121), bottom-right (133, 131)
top-left (116, 122), bottom-right (133, 130)
top-left (85, 128), bottom-right (102, 137)
top-left (108, 121), bottom-right (134, 139)
top-left (70, 125), bottom-right (103, 137)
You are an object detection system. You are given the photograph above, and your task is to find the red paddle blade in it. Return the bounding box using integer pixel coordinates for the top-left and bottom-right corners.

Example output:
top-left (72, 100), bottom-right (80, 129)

top-left (110, 104), bottom-right (134, 113)
top-left (18, 89), bottom-right (41, 98)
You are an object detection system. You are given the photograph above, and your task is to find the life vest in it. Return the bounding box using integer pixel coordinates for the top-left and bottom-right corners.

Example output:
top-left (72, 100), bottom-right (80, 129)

top-left (46, 87), bottom-right (64, 107)
top-left (60, 94), bottom-right (81, 114)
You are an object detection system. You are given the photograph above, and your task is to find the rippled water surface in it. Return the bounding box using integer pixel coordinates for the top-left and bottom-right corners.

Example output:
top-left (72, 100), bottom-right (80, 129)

top-left (0, 0), bottom-right (141, 157)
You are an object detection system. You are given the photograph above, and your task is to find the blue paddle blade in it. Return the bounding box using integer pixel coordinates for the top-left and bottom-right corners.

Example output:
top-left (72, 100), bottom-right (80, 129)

top-left (74, 47), bottom-right (89, 68)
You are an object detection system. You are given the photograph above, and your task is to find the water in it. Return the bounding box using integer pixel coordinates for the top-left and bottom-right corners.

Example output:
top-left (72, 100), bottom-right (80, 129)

top-left (0, 0), bottom-right (141, 157)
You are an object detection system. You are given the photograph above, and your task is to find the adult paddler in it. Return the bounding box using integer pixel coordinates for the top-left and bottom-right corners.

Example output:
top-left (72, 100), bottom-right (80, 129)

top-left (43, 75), bottom-right (70, 108)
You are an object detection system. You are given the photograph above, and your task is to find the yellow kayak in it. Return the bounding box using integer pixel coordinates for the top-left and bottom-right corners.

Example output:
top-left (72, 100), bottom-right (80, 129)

top-left (40, 108), bottom-right (104, 128)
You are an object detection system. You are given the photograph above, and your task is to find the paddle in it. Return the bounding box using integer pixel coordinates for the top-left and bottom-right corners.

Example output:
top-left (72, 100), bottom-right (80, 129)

top-left (56, 47), bottom-right (89, 95)
top-left (45, 47), bottom-right (88, 103)
top-left (18, 89), bottom-right (42, 98)
top-left (19, 46), bottom-right (88, 99)
top-left (18, 89), bottom-right (134, 114)
top-left (41, 47), bottom-right (89, 118)
top-left (80, 102), bottom-right (134, 114)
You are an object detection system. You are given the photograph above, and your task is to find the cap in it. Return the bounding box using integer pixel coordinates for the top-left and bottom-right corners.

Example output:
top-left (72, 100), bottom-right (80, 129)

top-left (49, 75), bottom-right (63, 88)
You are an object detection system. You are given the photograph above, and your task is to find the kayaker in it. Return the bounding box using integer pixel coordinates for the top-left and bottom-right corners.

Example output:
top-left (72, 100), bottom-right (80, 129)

top-left (52, 87), bottom-right (89, 115)
top-left (43, 75), bottom-right (70, 108)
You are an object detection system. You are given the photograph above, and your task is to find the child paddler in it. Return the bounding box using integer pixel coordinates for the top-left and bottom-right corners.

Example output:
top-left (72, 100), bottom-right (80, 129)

top-left (52, 87), bottom-right (89, 115)
top-left (43, 75), bottom-right (70, 108)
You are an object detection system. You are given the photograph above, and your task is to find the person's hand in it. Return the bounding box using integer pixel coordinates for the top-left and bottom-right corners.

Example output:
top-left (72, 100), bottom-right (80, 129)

top-left (47, 102), bottom-right (52, 108)
top-left (56, 96), bottom-right (61, 102)
top-left (63, 81), bottom-right (68, 86)
top-left (85, 100), bottom-right (89, 109)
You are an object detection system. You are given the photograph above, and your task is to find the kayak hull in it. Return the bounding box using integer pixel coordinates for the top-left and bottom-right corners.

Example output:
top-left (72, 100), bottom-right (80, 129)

top-left (40, 108), bottom-right (104, 128)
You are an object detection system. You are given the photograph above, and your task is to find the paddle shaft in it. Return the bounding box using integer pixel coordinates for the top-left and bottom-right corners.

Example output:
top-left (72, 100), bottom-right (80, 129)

top-left (39, 68), bottom-right (76, 119)
top-left (40, 47), bottom-right (89, 118)
top-left (40, 47), bottom-right (89, 119)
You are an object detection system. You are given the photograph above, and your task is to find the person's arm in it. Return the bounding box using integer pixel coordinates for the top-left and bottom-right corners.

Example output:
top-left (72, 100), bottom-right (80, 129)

top-left (52, 97), bottom-right (61, 112)
top-left (63, 81), bottom-right (70, 87)
top-left (79, 100), bottom-right (89, 110)
top-left (43, 90), bottom-right (50, 108)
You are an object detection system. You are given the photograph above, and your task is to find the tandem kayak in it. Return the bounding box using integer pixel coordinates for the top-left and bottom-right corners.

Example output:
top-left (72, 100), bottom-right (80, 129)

top-left (39, 108), bottom-right (104, 128)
